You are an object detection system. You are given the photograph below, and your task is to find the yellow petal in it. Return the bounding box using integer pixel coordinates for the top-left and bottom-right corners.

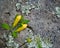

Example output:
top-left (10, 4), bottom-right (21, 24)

top-left (16, 24), bottom-right (27, 32)
top-left (13, 15), bottom-right (21, 28)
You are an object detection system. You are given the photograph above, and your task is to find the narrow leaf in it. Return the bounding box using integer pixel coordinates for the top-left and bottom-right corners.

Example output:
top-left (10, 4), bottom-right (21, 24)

top-left (22, 19), bottom-right (30, 24)
top-left (35, 35), bottom-right (42, 48)
top-left (12, 31), bottom-right (18, 38)
top-left (1, 23), bottom-right (10, 30)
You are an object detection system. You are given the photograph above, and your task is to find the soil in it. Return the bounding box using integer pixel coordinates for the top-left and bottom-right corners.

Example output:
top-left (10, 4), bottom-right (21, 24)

top-left (0, 0), bottom-right (60, 48)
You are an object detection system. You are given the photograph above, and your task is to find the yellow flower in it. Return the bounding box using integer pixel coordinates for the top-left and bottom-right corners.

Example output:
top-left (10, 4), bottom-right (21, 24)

top-left (13, 15), bottom-right (22, 28)
top-left (16, 24), bottom-right (27, 32)
top-left (26, 38), bottom-right (32, 43)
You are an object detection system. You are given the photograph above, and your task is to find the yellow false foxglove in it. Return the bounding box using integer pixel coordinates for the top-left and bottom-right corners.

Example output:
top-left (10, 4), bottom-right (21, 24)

top-left (16, 24), bottom-right (27, 32)
top-left (13, 15), bottom-right (21, 28)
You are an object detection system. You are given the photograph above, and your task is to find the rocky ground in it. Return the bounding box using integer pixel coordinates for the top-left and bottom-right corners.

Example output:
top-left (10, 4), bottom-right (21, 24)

top-left (0, 0), bottom-right (60, 48)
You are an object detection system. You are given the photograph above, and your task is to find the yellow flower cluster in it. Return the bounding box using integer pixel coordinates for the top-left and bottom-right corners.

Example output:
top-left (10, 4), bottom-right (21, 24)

top-left (12, 14), bottom-right (28, 32)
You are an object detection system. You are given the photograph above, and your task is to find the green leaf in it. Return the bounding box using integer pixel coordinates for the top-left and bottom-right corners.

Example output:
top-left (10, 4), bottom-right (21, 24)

top-left (19, 16), bottom-right (24, 23)
top-left (37, 40), bottom-right (42, 48)
top-left (12, 31), bottom-right (18, 38)
top-left (22, 19), bottom-right (30, 24)
top-left (1, 23), bottom-right (10, 30)
top-left (35, 35), bottom-right (42, 48)
top-left (19, 16), bottom-right (30, 24)
top-left (18, 23), bottom-right (22, 27)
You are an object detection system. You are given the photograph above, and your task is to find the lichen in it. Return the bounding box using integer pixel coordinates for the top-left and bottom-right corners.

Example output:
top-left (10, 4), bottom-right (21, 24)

top-left (16, 0), bottom-right (40, 15)
top-left (25, 32), bottom-right (53, 48)
top-left (55, 7), bottom-right (60, 17)
top-left (2, 33), bottom-right (19, 48)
